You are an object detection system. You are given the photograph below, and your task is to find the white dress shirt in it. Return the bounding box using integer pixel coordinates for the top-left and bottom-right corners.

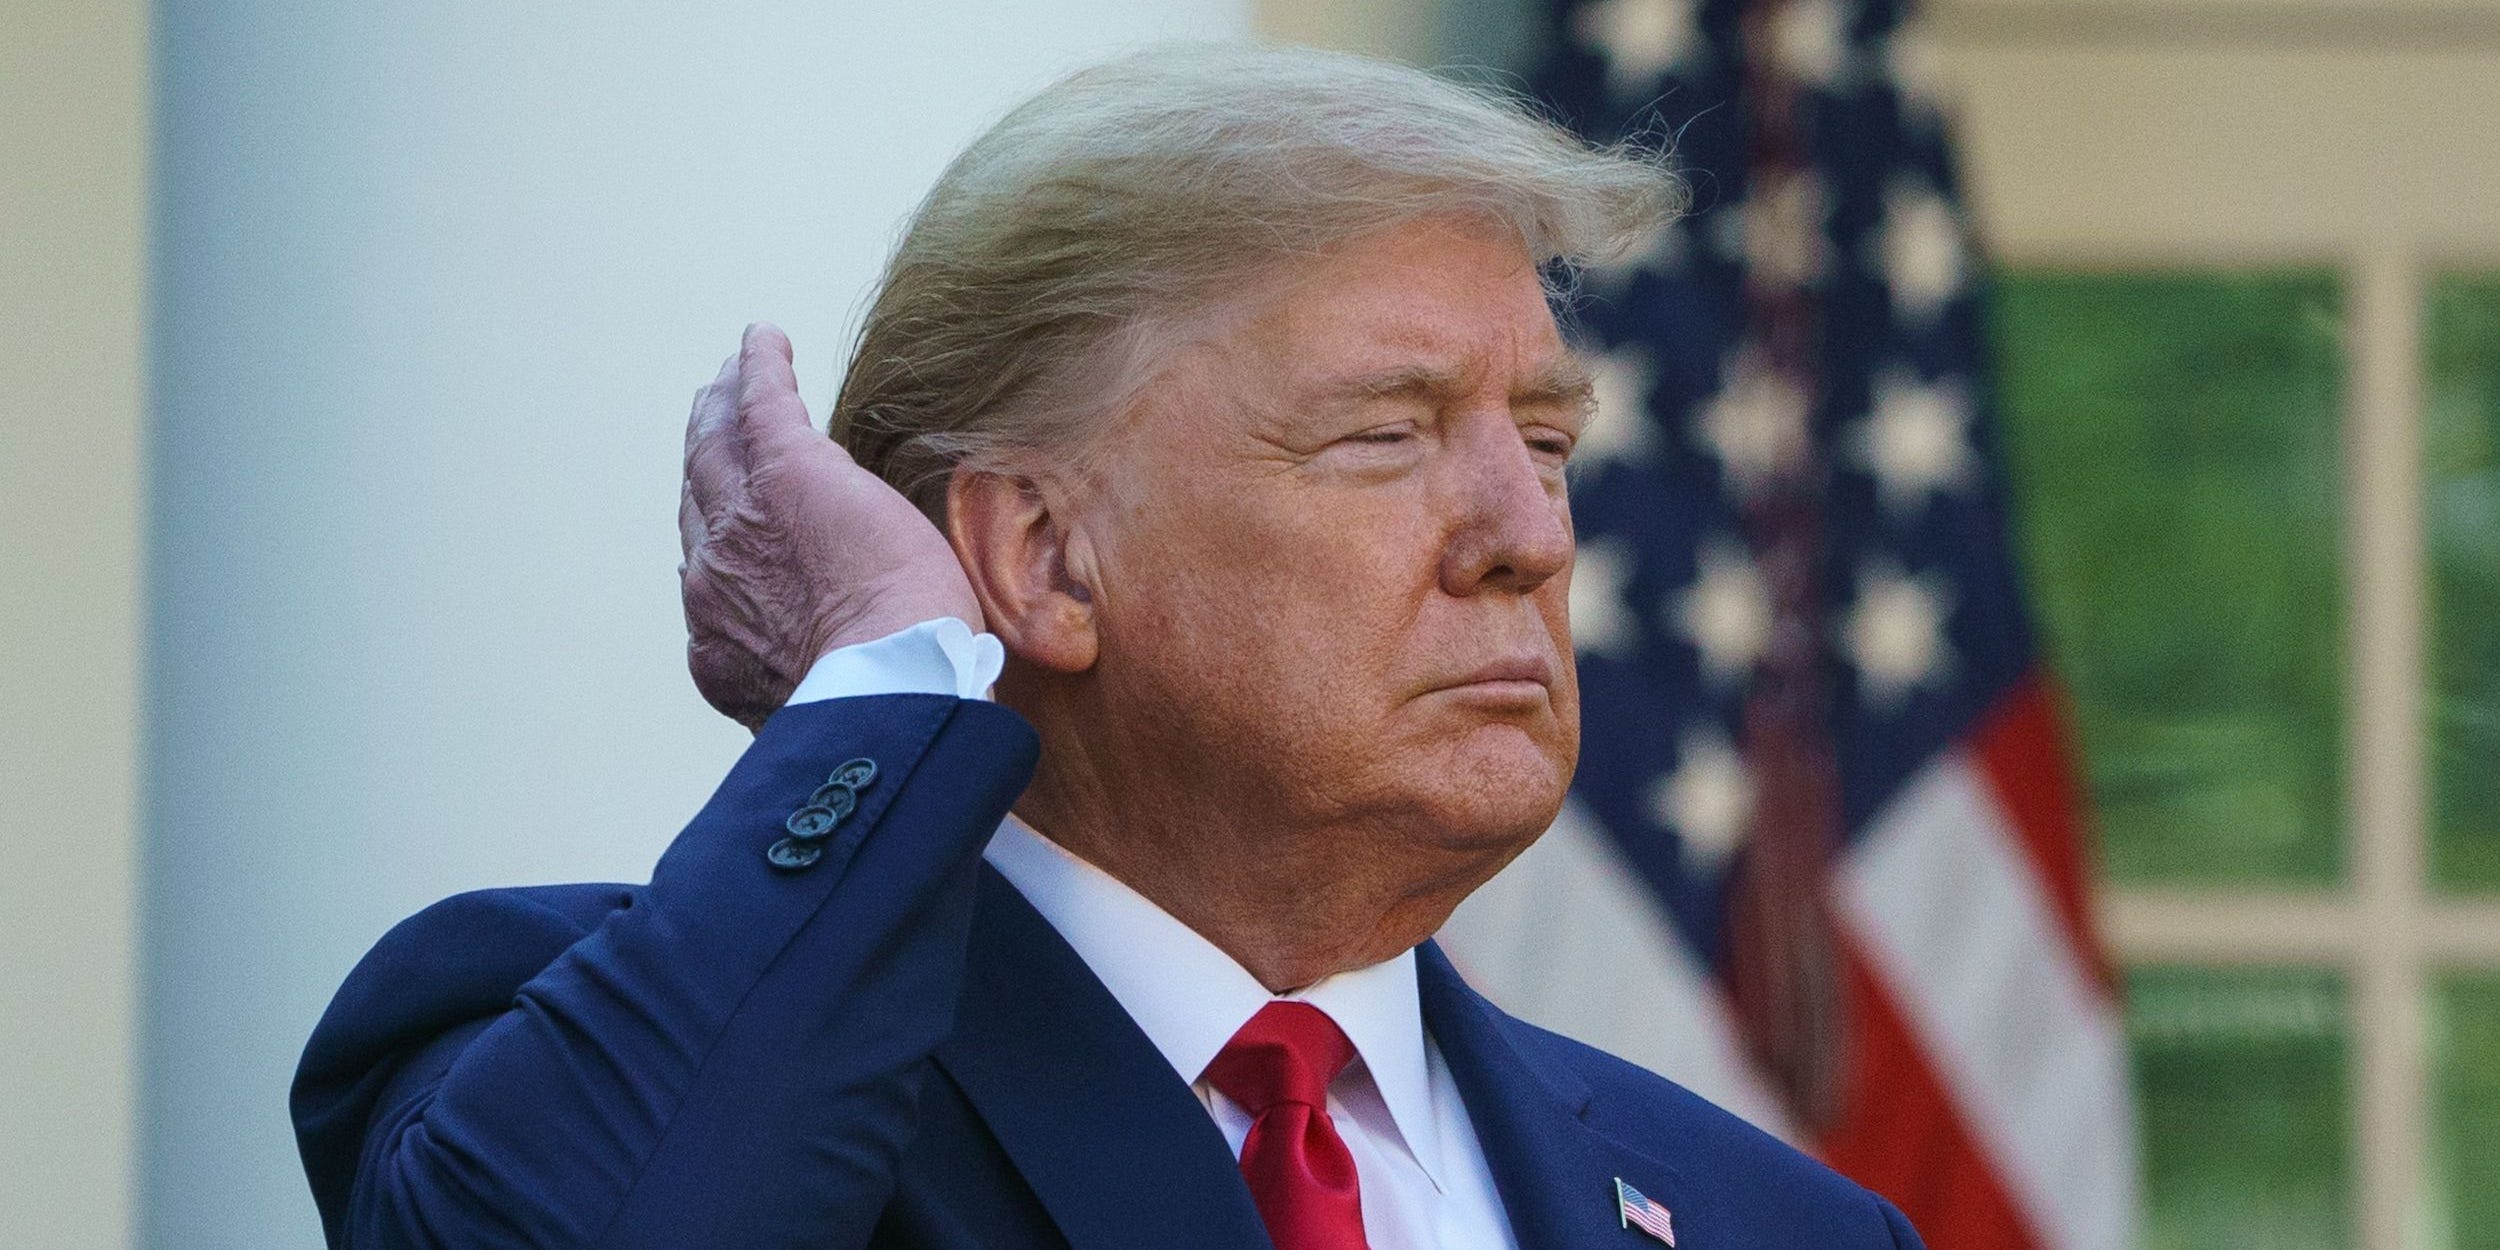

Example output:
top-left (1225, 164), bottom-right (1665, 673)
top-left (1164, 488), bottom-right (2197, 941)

top-left (789, 619), bottom-right (1520, 1249)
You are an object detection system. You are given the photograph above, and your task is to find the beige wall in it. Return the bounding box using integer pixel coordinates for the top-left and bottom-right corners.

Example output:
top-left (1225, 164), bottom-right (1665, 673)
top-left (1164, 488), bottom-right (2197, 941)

top-left (0, 1), bottom-right (147, 1246)
top-left (1927, 2), bottom-right (2500, 262)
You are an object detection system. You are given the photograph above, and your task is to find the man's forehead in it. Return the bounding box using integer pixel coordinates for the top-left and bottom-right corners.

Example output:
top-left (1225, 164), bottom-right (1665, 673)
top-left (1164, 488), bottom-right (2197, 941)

top-left (1174, 217), bottom-right (1585, 413)
top-left (1273, 287), bottom-right (1588, 391)
top-left (1248, 216), bottom-right (1553, 321)
top-left (1312, 352), bottom-right (1596, 404)
top-left (1257, 284), bottom-right (1576, 389)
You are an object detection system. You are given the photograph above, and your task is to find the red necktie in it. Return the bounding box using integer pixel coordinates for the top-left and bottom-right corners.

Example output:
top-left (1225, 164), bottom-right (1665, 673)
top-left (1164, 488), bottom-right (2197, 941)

top-left (1201, 1002), bottom-right (1372, 1250)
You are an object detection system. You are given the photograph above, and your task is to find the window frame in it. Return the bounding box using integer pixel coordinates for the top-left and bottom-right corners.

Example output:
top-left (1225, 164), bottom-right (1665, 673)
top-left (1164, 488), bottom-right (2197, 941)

top-left (1932, 5), bottom-right (2500, 1243)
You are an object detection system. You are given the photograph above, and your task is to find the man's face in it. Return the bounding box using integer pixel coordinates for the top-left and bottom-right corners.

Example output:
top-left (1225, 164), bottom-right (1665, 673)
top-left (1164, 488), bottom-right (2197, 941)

top-left (1081, 215), bottom-right (1585, 863)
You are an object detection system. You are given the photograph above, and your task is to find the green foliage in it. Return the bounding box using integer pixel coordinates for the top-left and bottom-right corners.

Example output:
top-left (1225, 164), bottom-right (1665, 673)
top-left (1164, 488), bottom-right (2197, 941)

top-left (2430, 975), bottom-right (2500, 1250)
top-left (1995, 267), bottom-right (2500, 1249)
top-left (2435, 972), bottom-right (2500, 1249)
top-left (2428, 277), bottom-right (2500, 893)
top-left (2128, 967), bottom-right (2352, 1250)
top-left (1991, 270), bottom-right (2347, 886)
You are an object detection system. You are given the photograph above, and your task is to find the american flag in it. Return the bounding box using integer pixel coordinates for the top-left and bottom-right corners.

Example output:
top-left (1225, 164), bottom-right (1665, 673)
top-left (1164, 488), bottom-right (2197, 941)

top-left (1438, 1), bottom-right (2139, 1247)
top-left (1617, 1177), bottom-right (1679, 1246)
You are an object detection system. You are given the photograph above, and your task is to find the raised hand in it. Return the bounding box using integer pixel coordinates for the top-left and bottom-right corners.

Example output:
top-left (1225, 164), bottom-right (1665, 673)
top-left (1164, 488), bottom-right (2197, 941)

top-left (678, 323), bottom-right (982, 731)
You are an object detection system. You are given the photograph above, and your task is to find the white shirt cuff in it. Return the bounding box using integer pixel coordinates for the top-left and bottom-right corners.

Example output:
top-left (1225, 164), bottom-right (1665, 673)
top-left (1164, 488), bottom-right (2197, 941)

top-left (784, 617), bottom-right (1005, 706)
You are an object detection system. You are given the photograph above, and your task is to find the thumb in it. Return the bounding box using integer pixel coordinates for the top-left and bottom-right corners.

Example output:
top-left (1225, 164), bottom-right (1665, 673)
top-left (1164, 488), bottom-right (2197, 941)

top-left (736, 322), bottom-right (816, 442)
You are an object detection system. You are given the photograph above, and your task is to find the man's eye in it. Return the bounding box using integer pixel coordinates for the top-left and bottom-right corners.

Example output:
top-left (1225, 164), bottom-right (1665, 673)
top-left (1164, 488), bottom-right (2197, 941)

top-left (1346, 428), bottom-right (1415, 445)
top-left (1527, 432), bottom-right (1575, 458)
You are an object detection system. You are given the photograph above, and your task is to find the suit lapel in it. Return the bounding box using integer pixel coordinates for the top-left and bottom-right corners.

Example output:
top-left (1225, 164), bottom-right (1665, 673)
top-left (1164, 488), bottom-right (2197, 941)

top-left (1418, 941), bottom-right (1698, 1249)
top-left (935, 866), bottom-right (1274, 1250)
top-left (934, 872), bottom-right (1706, 1250)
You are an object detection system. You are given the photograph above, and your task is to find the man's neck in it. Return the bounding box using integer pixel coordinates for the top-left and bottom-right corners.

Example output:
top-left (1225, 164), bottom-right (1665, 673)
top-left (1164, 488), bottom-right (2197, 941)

top-left (1008, 781), bottom-right (1493, 993)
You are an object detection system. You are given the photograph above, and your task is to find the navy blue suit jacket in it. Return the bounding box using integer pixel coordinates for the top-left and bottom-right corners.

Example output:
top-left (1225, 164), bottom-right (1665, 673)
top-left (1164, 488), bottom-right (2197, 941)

top-left (294, 694), bottom-right (1923, 1248)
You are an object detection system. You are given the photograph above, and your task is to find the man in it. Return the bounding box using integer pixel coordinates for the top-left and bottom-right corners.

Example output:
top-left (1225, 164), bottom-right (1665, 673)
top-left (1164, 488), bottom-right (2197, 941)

top-left (294, 43), bottom-right (1925, 1249)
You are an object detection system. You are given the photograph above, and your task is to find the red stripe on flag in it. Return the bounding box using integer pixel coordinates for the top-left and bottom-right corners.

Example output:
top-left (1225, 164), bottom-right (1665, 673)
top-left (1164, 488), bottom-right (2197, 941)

top-left (1967, 672), bottom-right (2114, 995)
top-left (1817, 940), bottom-right (2043, 1250)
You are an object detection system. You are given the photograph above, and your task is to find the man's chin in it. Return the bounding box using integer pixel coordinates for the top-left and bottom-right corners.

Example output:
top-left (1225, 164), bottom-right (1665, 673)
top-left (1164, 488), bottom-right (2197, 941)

top-left (1431, 807), bottom-right (1562, 860)
top-left (1440, 717), bottom-right (1576, 785)
top-left (1396, 740), bottom-right (1573, 854)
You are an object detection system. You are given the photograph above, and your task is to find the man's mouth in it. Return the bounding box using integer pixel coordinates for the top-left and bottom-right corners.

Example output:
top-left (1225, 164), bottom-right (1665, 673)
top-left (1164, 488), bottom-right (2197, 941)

top-left (1432, 653), bottom-right (1555, 696)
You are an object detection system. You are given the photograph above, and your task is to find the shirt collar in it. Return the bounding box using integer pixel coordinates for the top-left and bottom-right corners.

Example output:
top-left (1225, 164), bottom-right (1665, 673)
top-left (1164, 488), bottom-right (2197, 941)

top-left (982, 815), bottom-right (1450, 1191)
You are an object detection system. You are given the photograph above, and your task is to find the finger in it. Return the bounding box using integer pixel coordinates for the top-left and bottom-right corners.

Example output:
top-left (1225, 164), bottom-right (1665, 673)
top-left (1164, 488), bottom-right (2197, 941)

top-left (685, 351), bottom-right (748, 518)
top-left (678, 479), bottom-right (705, 557)
top-left (735, 322), bottom-right (819, 451)
top-left (683, 351), bottom-right (739, 465)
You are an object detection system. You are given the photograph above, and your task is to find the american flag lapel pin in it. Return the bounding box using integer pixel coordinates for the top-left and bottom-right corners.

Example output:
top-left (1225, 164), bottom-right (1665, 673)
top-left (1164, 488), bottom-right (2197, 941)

top-left (1615, 1177), bottom-right (1677, 1246)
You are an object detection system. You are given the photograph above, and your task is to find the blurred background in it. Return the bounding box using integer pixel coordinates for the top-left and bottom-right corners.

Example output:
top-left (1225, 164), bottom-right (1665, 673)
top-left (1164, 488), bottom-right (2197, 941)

top-left (4, 1), bottom-right (2494, 1247)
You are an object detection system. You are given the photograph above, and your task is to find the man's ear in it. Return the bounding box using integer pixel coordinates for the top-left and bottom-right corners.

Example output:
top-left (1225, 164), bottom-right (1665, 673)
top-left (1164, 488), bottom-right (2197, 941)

top-left (946, 467), bottom-right (1101, 674)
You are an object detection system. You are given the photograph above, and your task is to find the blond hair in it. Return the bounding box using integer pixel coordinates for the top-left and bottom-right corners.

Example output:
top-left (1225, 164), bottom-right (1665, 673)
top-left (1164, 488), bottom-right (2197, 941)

top-left (832, 42), bottom-right (1682, 515)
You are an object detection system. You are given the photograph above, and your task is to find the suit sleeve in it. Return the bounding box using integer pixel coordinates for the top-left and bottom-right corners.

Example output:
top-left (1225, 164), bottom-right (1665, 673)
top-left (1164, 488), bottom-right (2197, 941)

top-left (291, 693), bottom-right (1039, 1250)
top-left (1879, 1195), bottom-right (1928, 1250)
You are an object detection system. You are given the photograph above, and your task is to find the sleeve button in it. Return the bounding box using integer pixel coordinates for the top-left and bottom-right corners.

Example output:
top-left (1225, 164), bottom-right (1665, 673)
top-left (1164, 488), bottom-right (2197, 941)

top-left (785, 804), bottom-right (842, 840)
top-left (766, 837), bottom-right (823, 871)
top-left (828, 758), bottom-right (878, 790)
top-left (803, 784), bottom-right (860, 821)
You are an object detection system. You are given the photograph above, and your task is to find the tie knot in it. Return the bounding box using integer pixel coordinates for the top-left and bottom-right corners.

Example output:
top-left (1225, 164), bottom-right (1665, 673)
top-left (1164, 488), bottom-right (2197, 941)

top-left (1202, 1002), bottom-right (1358, 1114)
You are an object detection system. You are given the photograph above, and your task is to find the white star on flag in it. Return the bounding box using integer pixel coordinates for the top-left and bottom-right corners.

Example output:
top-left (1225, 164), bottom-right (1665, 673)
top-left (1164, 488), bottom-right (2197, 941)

top-left (1773, 0), bottom-right (1849, 87)
top-left (1650, 729), bottom-right (1753, 869)
top-left (1853, 368), bottom-right (1975, 514)
top-left (1876, 175), bottom-right (1966, 327)
top-left (1577, 343), bottom-right (1660, 470)
top-left (1574, 0), bottom-right (1702, 100)
top-left (1676, 539), bottom-right (1772, 684)
top-left (1841, 562), bottom-right (1955, 705)
top-left (1570, 534), bottom-right (1641, 659)
top-left (1698, 348), bottom-right (1811, 494)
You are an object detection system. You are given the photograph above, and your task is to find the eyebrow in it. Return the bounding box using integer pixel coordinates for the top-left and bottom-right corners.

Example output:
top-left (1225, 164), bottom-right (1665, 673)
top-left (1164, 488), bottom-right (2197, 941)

top-left (1327, 356), bottom-right (1597, 408)
top-left (1519, 357), bottom-right (1598, 408)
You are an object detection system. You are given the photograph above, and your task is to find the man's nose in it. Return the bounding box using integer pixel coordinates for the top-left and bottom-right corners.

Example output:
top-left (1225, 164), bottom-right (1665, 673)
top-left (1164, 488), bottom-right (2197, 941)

top-left (1438, 415), bottom-right (1574, 597)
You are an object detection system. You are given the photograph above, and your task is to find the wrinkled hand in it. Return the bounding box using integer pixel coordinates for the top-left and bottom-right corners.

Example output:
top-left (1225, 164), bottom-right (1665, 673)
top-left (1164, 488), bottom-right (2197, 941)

top-left (679, 323), bottom-right (981, 731)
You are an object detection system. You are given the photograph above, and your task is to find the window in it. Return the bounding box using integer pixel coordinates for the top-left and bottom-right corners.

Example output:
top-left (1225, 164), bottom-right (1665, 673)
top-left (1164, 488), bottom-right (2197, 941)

top-left (2428, 276), bottom-right (2500, 1249)
top-left (1993, 264), bottom-right (2500, 1246)
top-left (1993, 271), bottom-right (2345, 889)
top-left (2429, 275), bottom-right (2500, 895)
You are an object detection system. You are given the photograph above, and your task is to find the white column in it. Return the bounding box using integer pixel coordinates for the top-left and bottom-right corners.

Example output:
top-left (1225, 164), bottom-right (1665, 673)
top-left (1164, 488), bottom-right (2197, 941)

top-left (145, 4), bottom-right (1245, 1246)
top-left (2, 4), bottom-right (148, 1248)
